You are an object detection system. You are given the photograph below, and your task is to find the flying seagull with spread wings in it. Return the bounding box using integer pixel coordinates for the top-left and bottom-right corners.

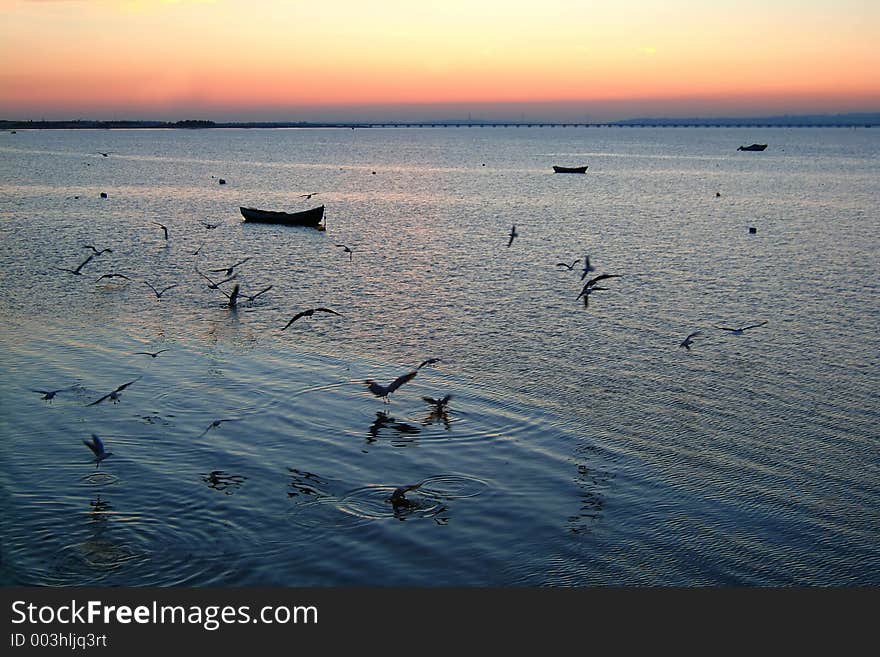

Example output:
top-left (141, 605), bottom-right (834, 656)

top-left (281, 308), bottom-right (342, 330)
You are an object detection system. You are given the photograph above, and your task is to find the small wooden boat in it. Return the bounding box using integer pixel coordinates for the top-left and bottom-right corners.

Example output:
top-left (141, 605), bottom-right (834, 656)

top-left (737, 144), bottom-right (768, 151)
top-left (240, 205), bottom-right (325, 227)
top-left (552, 165), bottom-right (588, 173)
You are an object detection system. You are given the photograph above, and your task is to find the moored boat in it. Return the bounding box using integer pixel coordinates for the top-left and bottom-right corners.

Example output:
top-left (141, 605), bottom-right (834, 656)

top-left (552, 165), bottom-right (589, 173)
top-left (737, 144), bottom-right (768, 151)
top-left (240, 205), bottom-right (325, 227)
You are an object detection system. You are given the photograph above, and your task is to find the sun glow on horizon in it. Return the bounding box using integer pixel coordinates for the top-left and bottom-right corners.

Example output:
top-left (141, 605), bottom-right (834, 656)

top-left (1, 0), bottom-right (878, 120)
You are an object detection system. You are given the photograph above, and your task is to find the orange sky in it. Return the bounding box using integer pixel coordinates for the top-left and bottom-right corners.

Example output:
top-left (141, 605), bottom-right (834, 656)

top-left (1, 0), bottom-right (878, 120)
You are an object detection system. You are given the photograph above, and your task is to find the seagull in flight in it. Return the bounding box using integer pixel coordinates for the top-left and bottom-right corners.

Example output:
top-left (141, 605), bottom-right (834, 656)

top-left (82, 245), bottom-right (113, 256)
top-left (364, 370), bottom-right (418, 403)
top-left (242, 285), bottom-right (273, 302)
top-left (715, 321), bottom-right (768, 335)
top-left (196, 267), bottom-right (236, 290)
top-left (422, 394), bottom-right (452, 410)
top-left (31, 387), bottom-right (74, 402)
top-left (579, 255), bottom-right (596, 280)
top-left (192, 244), bottom-right (204, 256)
top-left (417, 358), bottom-right (441, 370)
top-left (153, 222), bottom-right (169, 240)
top-left (556, 259), bottom-right (581, 271)
top-left (87, 377), bottom-right (140, 406)
top-left (95, 273), bottom-right (130, 283)
top-left (281, 308), bottom-right (342, 330)
top-left (335, 244), bottom-right (353, 261)
top-left (389, 482), bottom-right (423, 506)
top-left (95, 152), bottom-right (111, 157)
top-left (210, 257), bottom-right (251, 277)
top-left (679, 331), bottom-right (703, 350)
top-left (134, 349), bottom-right (169, 358)
top-left (199, 418), bottom-right (239, 438)
top-left (144, 281), bottom-right (178, 299)
top-left (83, 434), bottom-right (113, 469)
top-left (507, 224), bottom-right (518, 247)
top-left (577, 273), bottom-right (621, 307)
top-left (56, 254), bottom-right (94, 275)
top-left (201, 221), bottom-right (220, 230)
top-left (299, 193), bottom-right (319, 200)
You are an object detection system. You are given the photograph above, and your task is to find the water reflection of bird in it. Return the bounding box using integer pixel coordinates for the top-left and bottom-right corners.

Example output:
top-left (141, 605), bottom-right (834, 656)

top-left (679, 331), bottom-right (702, 350)
top-left (153, 222), bottom-right (169, 240)
top-left (87, 378), bottom-right (140, 406)
top-left (56, 254), bottom-right (94, 275)
top-left (364, 370), bottom-right (418, 403)
top-left (135, 349), bottom-right (169, 358)
top-left (144, 281), bottom-right (178, 298)
top-left (507, 224), bottom-right (518, 247)
top-left (83, 434), bottom-right (113, 468)
top-left (281, 308), bottom-right (341, 330)
top-left (715, 321), bottom-right (768, 335)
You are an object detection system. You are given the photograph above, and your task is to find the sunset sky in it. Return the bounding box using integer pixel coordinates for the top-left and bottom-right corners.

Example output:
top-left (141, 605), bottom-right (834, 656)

top-left (1, 0), bottom-right (878, 121)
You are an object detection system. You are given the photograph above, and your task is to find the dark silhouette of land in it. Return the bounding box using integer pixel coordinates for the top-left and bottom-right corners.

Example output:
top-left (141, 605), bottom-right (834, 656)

top-left (1, 113), bottom-right (877, 130)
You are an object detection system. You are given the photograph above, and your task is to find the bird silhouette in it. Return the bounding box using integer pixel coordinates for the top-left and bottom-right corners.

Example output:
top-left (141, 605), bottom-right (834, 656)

top-left (679, 331), bottom-right (703, 350)
top-left (144, 281), bottom-right (178, 298)
top-left (209, 258), bottom-right (251, 277)
top-left (577, 273), bottom-right (621, 308)
top-left (56, 254), bottom-right (95, 275)
top-left (364, 370), bottom-right (418, 403)
top-left (196, 267), bottom-right (236, 290)
top-left (201, 221), bottom-right (220, 230)
top-left (95, 273), bottom-right (130, 283)
top-left (417, 358), bottom-right (441, 370)
top-left (242, 285), bottom-right (273, 302)
top-left (199, 418), bottom-right (239, 438)
top-left (556, 259), bottom-right (581, 270)
top-left (82, 245), bottom-right (113, 256)
top-left (715, 321), bottom-right (768, 335)
top-left (281, 308), bottom-right (341, 330)
top-left (87, 377), bottom-right (140, 406)
top-left (135, 349), bottom-right (169, 358)
top-left (83, 434), bottom-right (113, 468)
top-left (389, 482), bottom-right (423, 506)
top-left (299, 193), bottom-right (318, 200)
top-left (579, 255), bottom-right (596, 280)
top-left (335, 244), bottom-right (353, 261)
top-left (507, 225), bottom-right (518, 247)
top-left (422, 394), bottom-right (452, 409)
top-left (31, 387), bottom-right (73, 402)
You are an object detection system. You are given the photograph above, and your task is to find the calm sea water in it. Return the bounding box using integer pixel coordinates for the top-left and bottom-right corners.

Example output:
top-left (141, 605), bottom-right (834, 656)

top-left (0, 126), bottom-right (877, 586)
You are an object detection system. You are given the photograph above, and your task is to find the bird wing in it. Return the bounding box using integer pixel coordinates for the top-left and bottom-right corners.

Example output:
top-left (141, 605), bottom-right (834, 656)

top-left (387, 370), bottom-right (418, 394)
top-left (232, 257), bottom-right (252, 268)
top-left (422, 396), bottom-right (439, 405)
top-left (74, 254), bottom-right (95, 273)
top-left (417, 358), bottom-right (440, 369)
top-left (314, 308), bottom-right (341, 316)
top-left (87, 392), bottom-right (112, 406)
top-left (282, 312), bottom-right (307, 330)
top-left (246, 285), bottom-right (273, 300)
top-left (686, 331), bottom-right (703, 340)
top-left (159, 284), bottom-right (178, 295)
top-left (144, 281), bottom-right (159, 295)
top-left (114, 377), bottom-right (140, 393)
top-left (586, 273), bottom-right (621, 288)
top-left (715, 326), bottom-right (736, 332)
top-left (742, 321), bottom-right (768, 331)
top-left (83, 436), bottom-right (101, 456)
top-left (195, 268), bottom-right (217, 286)
top-left (440, 394), bottom-right (452, 405)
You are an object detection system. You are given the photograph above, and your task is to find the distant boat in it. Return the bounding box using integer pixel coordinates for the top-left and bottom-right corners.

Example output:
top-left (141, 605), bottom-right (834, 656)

top-left (552, 165), bottom-right (589, 173)
top-left (737, 144), bottom-right (768, 151)
top-left (240, 205), bottom-right (325, 228)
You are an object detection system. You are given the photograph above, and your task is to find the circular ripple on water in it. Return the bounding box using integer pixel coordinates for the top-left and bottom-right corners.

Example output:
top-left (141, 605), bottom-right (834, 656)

top-left (36, 505), bottom-right (253, 586)
top-left (79, 472), bottom-right (120, 486)
top-left (153, 376), bottom-right (279, 418)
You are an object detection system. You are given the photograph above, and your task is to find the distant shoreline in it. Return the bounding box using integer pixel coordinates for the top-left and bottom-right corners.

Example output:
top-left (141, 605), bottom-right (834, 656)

top-left (1, 114), bottom-right (877, 130)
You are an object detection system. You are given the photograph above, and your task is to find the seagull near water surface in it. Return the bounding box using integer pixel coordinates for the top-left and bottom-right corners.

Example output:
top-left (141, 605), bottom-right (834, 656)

top-left (134, 349), bottom-right (169, 358)
top-left (715, 321), bottom-right (768, 335)
top-left (679, 331), bottom-right (703, 351)
top-left (364, 370), bottom-right (419, 403)
top-left (144, 281), bottom-right (179, 299)
top-left (576, 273), bottom-right (621, 308)
top-left (281, 308), bottom-right (342, 330)
top-left (153, 222), bottom-right (169, 240)
top-left (83, 434), bottom-right (113, 469)
top-left (507, 225), bottom-right (518, 247)
top-left (95, 273), bottom-right (130, 283)
top-left (56, 254), bottom-right (94, 276)
top-left (87, 377), bottom-right (140, 406)
top-left (556, 258), bottom-right (581, 271)
top-left (335, 244), bottom-right (353, 261)
top-left (31, 386), bottom-right (74, 402)
top-left (210, 258), bottom-right (251, 277)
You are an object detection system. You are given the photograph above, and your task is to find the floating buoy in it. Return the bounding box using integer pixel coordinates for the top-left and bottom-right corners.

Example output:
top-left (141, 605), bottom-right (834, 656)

top-left (100, 192), bottom-right (108, 198)
top-left (748, 226), bottom-right (757, 234)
